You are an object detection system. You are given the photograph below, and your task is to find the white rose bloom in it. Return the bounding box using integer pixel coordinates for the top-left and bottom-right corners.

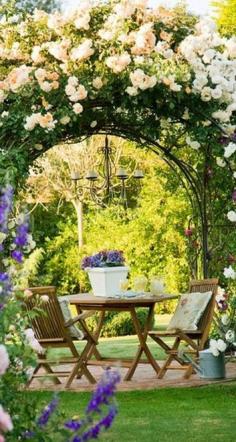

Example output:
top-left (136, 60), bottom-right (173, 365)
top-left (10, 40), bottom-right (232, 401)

top-left (40, 81), bottom-right (53, 93)
top-left (213, 110), bottom-right (231, 123)
top-left (71, 39), bottom-right (94, 62)
top-left (68, 76), bottom-right (79, 87)
top-left (73, 103), bottom-right (83, 114)
top-left (228, 210), bottom-right (236, 222)
top-left (225, 330), bottom-right (235, 343)
top-left (60, 116), bottom-right (71, 125)
top-left (209, 339), bottom-right (219, 357)
top-left (234, 172), bottom-right (236, 179)
top-left (217, 339), bottom-right (227, 352)
top-left (34, 68), bottom-right (47, 82)
top-left (65, 84), bottom-right (77, 97)
top-left (74, 12), bottom-right (91, 30)
top-left (211, 87), bottom-right (222, 99)
top-left (31, 45), bottom-right (44, 63)
top-left (224, 142), bottom-right (236, 158)
top-left (225, 37), bottom-right (236, 58)
top-left (221, 314), bottom-right (230, 326)
top-left (223, 265), bottom-right (236, 279)
top-left (170, 82), bottom-right (182, 92)
top-left (201, 87), bottom-right (212, 102)
top-left (90, 120), bottom-right (97, 128)
top-left (216, 157), bottom-right (226, 168)
top-left (126, 86), bottom-right (139, 96)
top-left (106, 52), bottom-right (131, 74)
top-left (92, 77), bottom-right (103, 90)
top-left (77, 85), bottom-right (88, 100)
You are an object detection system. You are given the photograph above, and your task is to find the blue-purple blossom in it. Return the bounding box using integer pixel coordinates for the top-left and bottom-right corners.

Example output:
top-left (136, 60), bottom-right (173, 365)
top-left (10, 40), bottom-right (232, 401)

top-left (14, 221), bottom-right (29, 247)
top-left (64, 369), bottom-right (120, 441)
top-left (0, 272), bottom-right (12, 297)
top-left (37, 395), bottom-right (59, 427)
top-left (81, 250), bottom-right (125, 269)
top-left (0, 185), bottom-right (14, 235)
top-left (11, 249), bottom-right (23, 263)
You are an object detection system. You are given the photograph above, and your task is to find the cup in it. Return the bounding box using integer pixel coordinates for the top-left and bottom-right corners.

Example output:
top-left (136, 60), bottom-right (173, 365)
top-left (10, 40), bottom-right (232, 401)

top-left (133, 275), bottom-right (148, 293)
top-left (150, 277), bottom-right (165, 296)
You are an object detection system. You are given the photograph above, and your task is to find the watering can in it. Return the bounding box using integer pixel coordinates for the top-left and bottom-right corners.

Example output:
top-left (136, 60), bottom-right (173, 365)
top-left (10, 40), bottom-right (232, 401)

top-left (180, 349), bottom-right (225, 380)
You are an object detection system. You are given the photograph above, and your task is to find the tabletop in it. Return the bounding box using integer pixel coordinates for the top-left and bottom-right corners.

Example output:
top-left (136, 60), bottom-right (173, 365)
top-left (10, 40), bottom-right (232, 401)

top-left (66, 293), bottom-right (178, 307)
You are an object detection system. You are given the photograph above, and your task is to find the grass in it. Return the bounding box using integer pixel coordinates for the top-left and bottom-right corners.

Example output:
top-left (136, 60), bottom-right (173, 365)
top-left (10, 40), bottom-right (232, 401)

top-left (49, 314), bottom-right (173, 361)
top-left (28, 384), bottom-right (236, 441)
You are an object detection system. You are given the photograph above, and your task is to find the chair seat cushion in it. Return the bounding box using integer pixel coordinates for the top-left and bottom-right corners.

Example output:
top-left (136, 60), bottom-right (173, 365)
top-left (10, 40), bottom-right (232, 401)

top-left (167, 291), bottom-right (212, 331)
top-left (58, 297), bottom-right (84, 340)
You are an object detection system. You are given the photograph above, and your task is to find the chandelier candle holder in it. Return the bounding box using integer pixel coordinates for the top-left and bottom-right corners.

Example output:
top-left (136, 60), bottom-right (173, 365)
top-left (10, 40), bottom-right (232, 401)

top-left (71, 136), bottom-right (144, 208)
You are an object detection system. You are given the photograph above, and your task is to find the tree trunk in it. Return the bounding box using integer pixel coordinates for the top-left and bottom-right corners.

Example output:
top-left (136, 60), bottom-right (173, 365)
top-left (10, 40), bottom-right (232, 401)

top-left (72, 199), bottom-right (84, 249)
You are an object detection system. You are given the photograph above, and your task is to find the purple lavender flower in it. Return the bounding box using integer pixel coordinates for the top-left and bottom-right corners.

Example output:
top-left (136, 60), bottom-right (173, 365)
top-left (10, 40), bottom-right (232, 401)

top-left (0, 272), bottom-right (12, 297)
top-left (106, 250), bottom-right (124, 266)
top-left (14, 221), bottom-right (29, 247)
top-left (64, 369), bottom-right (120, 441)
top-left (11, 249), bottom-right (23, 263)
top-left (81, 250), bottom-right (125, 269)
top-left (0, 185), bottom-right (14, 235)
top-left (37, 396), bottom-right (59, 427)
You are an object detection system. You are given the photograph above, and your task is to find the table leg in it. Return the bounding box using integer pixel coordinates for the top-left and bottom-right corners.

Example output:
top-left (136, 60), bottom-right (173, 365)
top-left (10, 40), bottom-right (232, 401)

top-left (75, 306), bottom-right (104, 361)
top-left (124, 305), bottom-right (160, 381)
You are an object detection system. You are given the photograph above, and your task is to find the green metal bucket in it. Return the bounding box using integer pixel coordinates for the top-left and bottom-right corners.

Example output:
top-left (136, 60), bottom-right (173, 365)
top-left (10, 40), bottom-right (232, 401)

top-left (199, 349), bottom-right (225, 379)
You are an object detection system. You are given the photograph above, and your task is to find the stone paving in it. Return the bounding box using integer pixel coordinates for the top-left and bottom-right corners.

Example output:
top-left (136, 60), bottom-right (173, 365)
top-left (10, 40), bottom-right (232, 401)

top-left (27, 360), bottom-right (236, 392)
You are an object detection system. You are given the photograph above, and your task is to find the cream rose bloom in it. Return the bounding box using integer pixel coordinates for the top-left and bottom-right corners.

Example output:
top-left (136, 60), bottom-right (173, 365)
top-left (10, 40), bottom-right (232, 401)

top-left (93, 77), bottom-right (103, 90)
top-left (71, 39), bottom-right (94, 62)
top-left (73, 103), bottom-right (83, 114)
top-left (106, 52), bottom-right (131, 74)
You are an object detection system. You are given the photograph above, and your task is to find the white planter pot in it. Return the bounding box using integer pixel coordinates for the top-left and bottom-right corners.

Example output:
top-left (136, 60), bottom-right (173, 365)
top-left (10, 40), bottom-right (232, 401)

top-left (87, 266), bottom-right (129, 297)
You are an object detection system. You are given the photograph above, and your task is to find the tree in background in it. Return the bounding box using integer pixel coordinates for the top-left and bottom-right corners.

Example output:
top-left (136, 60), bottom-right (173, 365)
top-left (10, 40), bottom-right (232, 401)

top-left (2, 0), bottom-right (60, 14)
top-left (213, 0), bottom-right (236, 36)
top-left (24, 137), bottom-right (129, 248)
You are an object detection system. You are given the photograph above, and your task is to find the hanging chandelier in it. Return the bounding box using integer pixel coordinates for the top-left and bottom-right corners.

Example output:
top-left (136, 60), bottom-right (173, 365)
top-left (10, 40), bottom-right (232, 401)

top-left (71, 136), bottom-right (144, 208)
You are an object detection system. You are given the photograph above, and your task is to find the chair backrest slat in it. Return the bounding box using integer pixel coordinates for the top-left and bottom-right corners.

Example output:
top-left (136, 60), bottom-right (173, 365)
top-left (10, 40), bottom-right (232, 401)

top-left (25, 286), bottom-right (66, 341)
top-left (189, 278), bottom-right (218, 345)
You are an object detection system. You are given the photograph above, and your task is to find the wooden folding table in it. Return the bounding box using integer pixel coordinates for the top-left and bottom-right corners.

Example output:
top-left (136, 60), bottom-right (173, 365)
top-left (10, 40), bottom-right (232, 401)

top-left (66, 293), bottom-right (177, 381)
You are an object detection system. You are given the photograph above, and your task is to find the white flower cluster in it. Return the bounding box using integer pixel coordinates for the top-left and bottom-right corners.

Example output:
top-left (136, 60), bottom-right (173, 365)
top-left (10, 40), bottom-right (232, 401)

top-left (126, 69), bottom-right (157, 96)
top-left (34, 68), bottom-right (59, 93)
top-left (71, 39), bottom-right (94, 62)
top-left (106, 52), bottom-right (131, 74)
top-left (24, 112), bottom-right (57, 131)
top-left (180, 18), bottom-right (236, 123)
top-left (209, 338), bottom-right (227, 357)
top-left (65, 76), bottom-right (87, 103)
top-left (223, 265), bottom-right (236, 279)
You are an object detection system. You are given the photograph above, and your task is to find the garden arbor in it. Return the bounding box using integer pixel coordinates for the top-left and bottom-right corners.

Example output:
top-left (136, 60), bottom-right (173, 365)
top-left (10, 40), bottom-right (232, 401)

top-left (1, 0), bottom-right (236, 279)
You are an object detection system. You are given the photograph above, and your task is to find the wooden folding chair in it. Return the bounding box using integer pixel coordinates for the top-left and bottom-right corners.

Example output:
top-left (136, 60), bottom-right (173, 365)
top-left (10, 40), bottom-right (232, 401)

top-left (148, 278), bottom-right (218, 379)
top-left (25, 286), bottom-right (98, 388)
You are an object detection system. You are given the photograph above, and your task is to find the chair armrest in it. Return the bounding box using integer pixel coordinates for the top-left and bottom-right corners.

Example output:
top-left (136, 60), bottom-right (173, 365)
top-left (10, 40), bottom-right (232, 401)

top-left (65, 310), bottom-right (96, 328)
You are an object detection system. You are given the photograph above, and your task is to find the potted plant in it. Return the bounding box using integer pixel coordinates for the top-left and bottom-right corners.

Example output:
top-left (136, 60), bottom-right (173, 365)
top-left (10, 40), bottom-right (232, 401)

top-left (81, 250), bottom-right (129, 297)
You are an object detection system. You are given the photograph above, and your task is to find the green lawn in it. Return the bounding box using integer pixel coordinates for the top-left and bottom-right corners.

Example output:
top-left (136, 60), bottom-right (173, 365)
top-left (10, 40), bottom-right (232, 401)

top-left (28, 384), bottom-right (236, 441)
top-left (49, 314), bottom-right (172, 361)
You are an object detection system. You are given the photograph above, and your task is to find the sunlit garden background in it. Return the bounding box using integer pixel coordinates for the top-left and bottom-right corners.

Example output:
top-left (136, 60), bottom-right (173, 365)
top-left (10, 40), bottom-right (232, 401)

top-left (1, 0), bottom-right (236, 440)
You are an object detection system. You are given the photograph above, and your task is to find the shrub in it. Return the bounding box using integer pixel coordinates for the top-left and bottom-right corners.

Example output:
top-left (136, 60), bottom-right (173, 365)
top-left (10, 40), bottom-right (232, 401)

top-left (86, 309), bottom-right (150, 337)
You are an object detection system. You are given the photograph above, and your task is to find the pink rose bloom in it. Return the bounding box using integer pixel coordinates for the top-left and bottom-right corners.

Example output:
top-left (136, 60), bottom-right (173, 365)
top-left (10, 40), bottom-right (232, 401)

top-left (0, 346), bottom-right (9, 376)
top-left (0, 406), bottom-right (13, 432)
top-left (0, 434), bottom-right (5, 441)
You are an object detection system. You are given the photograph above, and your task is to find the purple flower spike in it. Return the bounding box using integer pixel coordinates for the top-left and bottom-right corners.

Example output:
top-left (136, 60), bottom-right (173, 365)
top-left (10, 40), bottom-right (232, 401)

top-left (37, 396), bottom-right (59, 427)
top-left (12, 250), bottom-right (23, 263)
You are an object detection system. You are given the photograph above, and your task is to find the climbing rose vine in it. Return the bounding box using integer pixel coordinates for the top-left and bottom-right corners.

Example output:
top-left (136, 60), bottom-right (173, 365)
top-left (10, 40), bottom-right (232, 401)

top-left (0, 0), bottom-right (236, 278)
